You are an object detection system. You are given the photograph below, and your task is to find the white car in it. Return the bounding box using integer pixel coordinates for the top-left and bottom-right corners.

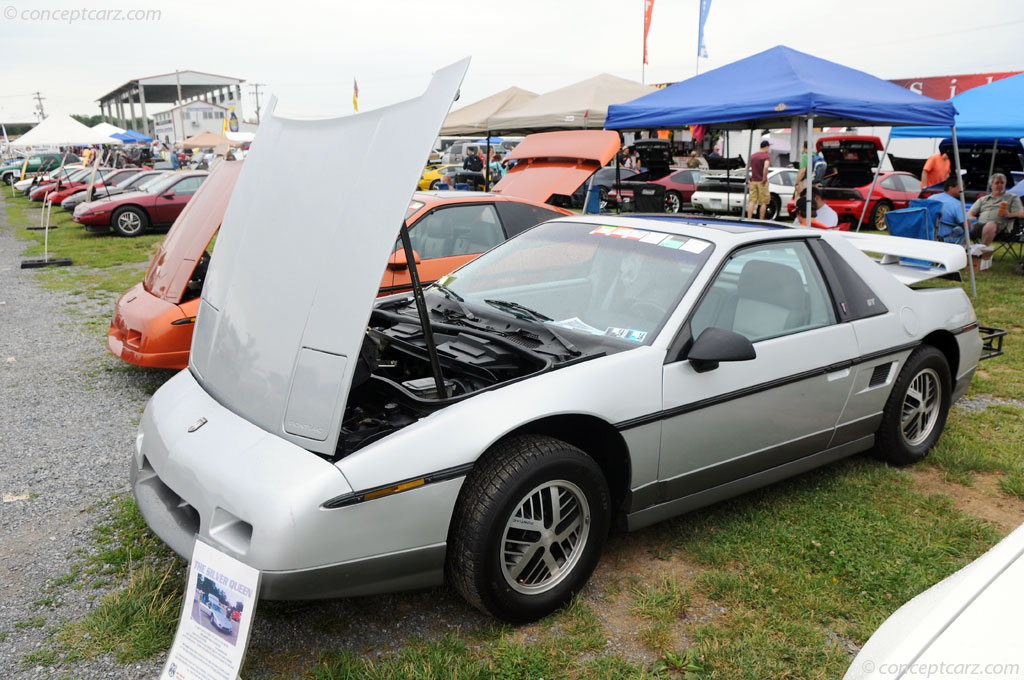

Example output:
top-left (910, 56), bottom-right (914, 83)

top-left (690, 167), bottom-right (799, 220)
top-left (131, 61), bottom-right (992, 624)
top-left (13, 164), bottom-right (86, 193)
top-left (845, 523), bottom-right (1024, 680)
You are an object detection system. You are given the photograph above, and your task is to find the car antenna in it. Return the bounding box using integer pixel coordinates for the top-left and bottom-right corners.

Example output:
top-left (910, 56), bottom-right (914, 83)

top-left (398, 219), bottom-right (447, 399)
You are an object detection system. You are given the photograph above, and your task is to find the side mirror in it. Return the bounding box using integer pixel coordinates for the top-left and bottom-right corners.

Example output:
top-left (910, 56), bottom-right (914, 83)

top-left (387, 248), bottom-right (421, 271)
top-left (688, 327), bottom-right (756, 373)
top-left (161, 191), bottom-right (175, 199)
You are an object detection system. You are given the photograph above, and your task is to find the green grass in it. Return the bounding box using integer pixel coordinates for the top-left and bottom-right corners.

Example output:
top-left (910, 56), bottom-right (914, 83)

top-left (3, 191), bottom-right (1022, 680)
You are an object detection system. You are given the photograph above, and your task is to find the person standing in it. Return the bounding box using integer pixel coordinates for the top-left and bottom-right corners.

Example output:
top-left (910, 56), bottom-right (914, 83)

top-left (747, 140), bottom-right (772, 219)
top-left (967, 173), bottom-right (1024, 246)
top-left (462, 147), bottom-right (483, 172)
top-left (927, 176), bottom-right (967, 243)
top-left (920, 150), bottom-right (951, 188)
top-left (686, 150), bottom-right (701, 168)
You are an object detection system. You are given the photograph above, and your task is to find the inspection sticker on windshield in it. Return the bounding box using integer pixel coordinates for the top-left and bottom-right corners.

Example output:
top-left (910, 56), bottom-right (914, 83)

top-left (606, 327), bottom-right (648, 343)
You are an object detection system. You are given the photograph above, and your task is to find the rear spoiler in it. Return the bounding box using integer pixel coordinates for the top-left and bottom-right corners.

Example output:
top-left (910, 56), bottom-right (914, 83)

top-left (837, 231), bottom-right (967, 285)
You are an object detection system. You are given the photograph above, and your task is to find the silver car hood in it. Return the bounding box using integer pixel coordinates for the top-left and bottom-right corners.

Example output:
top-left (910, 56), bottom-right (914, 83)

top-left (189, 59), bottom-right (469, 456)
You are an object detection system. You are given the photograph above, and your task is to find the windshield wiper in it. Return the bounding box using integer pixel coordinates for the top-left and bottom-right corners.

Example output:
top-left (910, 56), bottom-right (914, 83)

top-left (484, 299), bottom-right (553, 323)
top-left (483, 299), bottom-right (581, 357)
top-left (433, 283), bottom-right (480, 321)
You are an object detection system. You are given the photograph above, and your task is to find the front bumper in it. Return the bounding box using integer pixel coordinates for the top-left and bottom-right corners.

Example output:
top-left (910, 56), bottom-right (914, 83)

top-left (133, 369), bottom-right (460, 599)
top-left (108, 283), bottom-right (194, 369)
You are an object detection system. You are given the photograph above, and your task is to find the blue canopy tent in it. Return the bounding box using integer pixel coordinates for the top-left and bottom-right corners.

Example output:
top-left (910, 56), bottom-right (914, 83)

top-left (606, 45), bottom-right (976, 293)
top-left (110, 132), bottom-right (136, 143)
top-left (889, 72), bottom-right (1024, 140)
top-left (123, 129), bottom-right (153, 143)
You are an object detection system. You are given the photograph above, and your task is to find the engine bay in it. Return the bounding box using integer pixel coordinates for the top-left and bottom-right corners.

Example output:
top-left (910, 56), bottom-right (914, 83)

top-left (334, 306), bottom-right (557, 459)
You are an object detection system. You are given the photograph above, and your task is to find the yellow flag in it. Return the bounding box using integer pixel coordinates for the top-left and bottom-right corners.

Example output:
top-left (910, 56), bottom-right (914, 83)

top-left (353, 79), bottom-right (359, 112)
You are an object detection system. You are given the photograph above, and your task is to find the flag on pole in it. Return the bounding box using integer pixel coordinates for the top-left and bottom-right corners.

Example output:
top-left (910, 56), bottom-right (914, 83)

top-left (353, 79), bottom-right (359, 112)
top-left (222, 108), bottom-right (229, 135)
top-left (697, 0), bottom-right (712, 58)
top-left (643, 0), bottom-right (655, 65)
top-left (1, 124), bottom-right (8, 153)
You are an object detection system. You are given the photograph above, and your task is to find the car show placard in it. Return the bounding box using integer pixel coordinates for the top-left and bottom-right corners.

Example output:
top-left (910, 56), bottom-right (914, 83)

top-left (161, 539), bottom-right (260, 680)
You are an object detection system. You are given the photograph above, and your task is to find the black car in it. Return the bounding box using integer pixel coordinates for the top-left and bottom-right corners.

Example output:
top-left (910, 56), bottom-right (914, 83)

top-left (918, 138), bottom-right (1024, 202)
top-left (570, 166), bottom-right (638, 209)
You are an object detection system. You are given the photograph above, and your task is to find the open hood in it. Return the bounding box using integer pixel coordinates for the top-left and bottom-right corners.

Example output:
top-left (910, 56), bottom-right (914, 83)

top-left (818, 136), bottom-right (882, 169)
top-left (491, 130), bottom-right (620, 204)
top-left (143, 160), bottom-right (243, 303)
top-left (189, 59), bottom-right (469, 456)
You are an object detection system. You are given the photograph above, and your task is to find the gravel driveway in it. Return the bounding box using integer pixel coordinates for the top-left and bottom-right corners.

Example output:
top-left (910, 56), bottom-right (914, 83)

top-left (0, 208), bottom-right (166, 678)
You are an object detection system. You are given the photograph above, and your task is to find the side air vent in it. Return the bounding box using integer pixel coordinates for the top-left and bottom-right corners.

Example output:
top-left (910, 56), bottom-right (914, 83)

top-left (869, 363), bottom-right (892, 388)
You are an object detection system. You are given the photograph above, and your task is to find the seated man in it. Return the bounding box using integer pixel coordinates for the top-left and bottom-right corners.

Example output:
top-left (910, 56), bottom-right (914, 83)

top-left (793, 188), bottom-right (839, 228)
top-left (927, 176), bottom-right (967, 244)
top-left (968, 173), bottom-right (1024, 246)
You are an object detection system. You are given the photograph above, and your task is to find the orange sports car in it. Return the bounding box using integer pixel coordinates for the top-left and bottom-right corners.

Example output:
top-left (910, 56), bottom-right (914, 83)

top-left (108, 130), bottom-right (620, 369)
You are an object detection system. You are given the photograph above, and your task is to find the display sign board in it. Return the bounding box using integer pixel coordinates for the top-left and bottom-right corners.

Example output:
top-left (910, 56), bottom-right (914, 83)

top-left (161, 539), bottom-right (260, 680)
top-left (889, 72), bottom-right (1022, 100)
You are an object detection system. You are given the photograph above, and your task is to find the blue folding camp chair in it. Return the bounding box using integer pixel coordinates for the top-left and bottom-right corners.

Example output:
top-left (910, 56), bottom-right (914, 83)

top-left (909, 198), bottom-right (962, 244)
top-left (885, 207), bottom-right (934, 268)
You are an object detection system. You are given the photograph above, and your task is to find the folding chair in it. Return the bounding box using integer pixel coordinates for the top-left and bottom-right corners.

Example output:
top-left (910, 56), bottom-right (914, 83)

top-left (885, 207), bottom-right (933, 268)
top-left (910, 198), bottom-right (963, 245)
top-left (993, 219), bottom-right (1024, 261)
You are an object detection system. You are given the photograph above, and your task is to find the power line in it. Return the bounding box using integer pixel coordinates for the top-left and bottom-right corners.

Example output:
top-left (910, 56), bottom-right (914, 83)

top-left (250, 83), bottom-right (266, 124)
top-left (32, 92), bottom-right (46, 120)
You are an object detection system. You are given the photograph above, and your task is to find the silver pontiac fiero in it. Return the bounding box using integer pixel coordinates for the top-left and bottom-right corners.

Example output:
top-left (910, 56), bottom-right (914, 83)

top-left (131, 61), bottom-right (987, 623)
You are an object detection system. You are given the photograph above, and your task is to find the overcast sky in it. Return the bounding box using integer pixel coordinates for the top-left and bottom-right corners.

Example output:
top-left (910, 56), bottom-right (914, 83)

top-left (2, 0), bottom-right (1023, 123)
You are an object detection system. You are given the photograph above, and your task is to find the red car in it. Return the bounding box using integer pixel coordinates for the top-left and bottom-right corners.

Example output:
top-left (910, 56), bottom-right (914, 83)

top-left (786, 136), bottom-right (922, 229)
top-left (46, 168), bottom-right (140, 205)
top-left (26, 168), bottom-right (93, 201)
top-left (74, 170), bottom-right (209, 236)
top-left (606, 140), bottom-right (702, 213)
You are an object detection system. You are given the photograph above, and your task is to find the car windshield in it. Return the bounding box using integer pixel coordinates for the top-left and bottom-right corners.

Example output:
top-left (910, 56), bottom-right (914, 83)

top-left (406, 200), bottom-right (425, 220)
top-left (134, 172), bottom-right (172, 192)
top-left (438, 221), bottom-right (713, 346)
top-left (143, 173), bottom-right (186, 194)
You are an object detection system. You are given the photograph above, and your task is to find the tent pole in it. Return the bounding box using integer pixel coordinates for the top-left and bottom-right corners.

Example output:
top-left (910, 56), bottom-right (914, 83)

top-left (485, 132), bottom-right (491, 189)
top-left (855, 134), bottom-right (891, 231)
top-left (744, 128), bottom-right (753, 218)
top-left (986, 138), bottom-right (998, 189)
top-left (951, 128), bottom-right (977, 298)
top-left (615, 146), bottom-right (621, 215)
top-left (726, 132), bottom-right (730, 214)
top-left (805, 116), bottom-right (813, 228)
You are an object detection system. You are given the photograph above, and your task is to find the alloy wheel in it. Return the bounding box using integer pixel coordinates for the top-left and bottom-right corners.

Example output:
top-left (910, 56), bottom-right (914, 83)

top-left (901, 367), bottom-right (941, 447)
top-left (500, 479), bottom-right (591, 594)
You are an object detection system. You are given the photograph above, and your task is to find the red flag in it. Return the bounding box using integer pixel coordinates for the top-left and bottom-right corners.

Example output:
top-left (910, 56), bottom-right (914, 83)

top-left (643, 0), bottom-right (655, 65)
top-left (692, 124), bottom-right (706, 143)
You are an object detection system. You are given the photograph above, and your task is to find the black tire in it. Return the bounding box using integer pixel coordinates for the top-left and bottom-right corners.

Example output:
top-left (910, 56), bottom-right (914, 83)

top-left (665, 190), bottom-right (682, 213)
top-left (598, 186), bottom-right (609, 211)
top-left (764, 194), bottom-right (781, 220)
top-left (111, 206), bottom-right (149, 237)
top-left (429, 180), bottom-right (440, 190)
top-left (447, 434), bottom-right (610, 623)
top-left (869, 200), bottom-right (893, 231)
top-left (2, 173), bottom-right (12, 186)
top-left (874, 345), bottom-right (951, 466)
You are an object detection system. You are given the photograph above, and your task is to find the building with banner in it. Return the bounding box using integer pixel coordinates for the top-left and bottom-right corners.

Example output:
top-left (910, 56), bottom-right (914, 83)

top-left (889, 71), bottom-right (1022, 100)
top-left (152, 101), bottom-right (256, 145)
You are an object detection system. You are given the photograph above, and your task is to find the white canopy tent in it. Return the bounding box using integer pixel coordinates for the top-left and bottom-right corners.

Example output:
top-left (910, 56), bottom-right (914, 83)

top-left (488, 74), bottom-right (655, 134)
top-left (440, 86), bottom-right (538, 136)
top-left (13, 116), bottom-right (124, 148)
top-left (91, 122), bottom-right (126, 141)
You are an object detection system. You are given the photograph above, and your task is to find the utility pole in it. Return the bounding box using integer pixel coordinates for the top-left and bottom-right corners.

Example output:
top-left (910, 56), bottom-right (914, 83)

top-left (33, 92), bottom-right (46, 121)
top-left (250, 83), bottom-right (265, 124)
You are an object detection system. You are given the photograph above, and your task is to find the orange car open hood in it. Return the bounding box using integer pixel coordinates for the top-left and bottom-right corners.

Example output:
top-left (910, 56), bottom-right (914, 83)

top-left (143, 160), bottom-right (243, 304)
top-left (491, 130), bottom-right (621, 204)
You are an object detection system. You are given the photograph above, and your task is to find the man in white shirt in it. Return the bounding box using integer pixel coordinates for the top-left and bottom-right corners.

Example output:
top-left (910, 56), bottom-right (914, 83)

top-left (793, 188), bottom-right (839, 228)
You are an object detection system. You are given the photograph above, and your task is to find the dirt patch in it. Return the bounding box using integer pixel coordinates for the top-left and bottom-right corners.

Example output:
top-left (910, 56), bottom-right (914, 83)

top-left (907, 467), bottom-right (1024, 534)
top-left (512, 531), bottom-right (723, 665)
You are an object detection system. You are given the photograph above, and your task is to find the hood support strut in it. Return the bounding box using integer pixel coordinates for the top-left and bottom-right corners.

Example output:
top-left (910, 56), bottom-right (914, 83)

top-left (398, 220), bottom-right (447, 398)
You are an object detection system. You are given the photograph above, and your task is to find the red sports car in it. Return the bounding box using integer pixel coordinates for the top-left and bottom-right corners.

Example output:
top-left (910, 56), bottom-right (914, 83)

top-left (74, 170), bottom-right (209, 236)
top-left (786, 136), bottom-right (922, 229)
top-left (46, 168), bottom-right (140, 205)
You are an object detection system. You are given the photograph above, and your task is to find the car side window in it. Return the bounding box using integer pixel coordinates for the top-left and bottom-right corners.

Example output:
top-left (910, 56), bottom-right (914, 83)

top-left (407, 204), bottom-right (504, 259)
top-left (880, 175), bottom-right (902, 190)
top-left (170, 176), bottom-right (205, 196)
top-left (690, 241), bottom-right (836, 344)
top-left (899, 175), bottom-right (921, 193)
